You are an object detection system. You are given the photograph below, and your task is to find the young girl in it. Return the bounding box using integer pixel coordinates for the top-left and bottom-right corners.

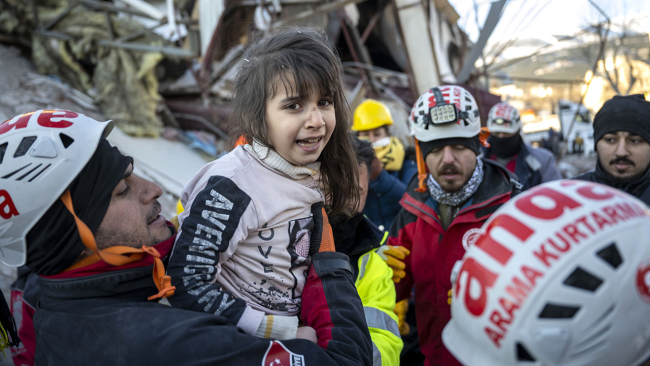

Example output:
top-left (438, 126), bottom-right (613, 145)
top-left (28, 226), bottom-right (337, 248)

top-left (167, 27), bottom-right (359, 341)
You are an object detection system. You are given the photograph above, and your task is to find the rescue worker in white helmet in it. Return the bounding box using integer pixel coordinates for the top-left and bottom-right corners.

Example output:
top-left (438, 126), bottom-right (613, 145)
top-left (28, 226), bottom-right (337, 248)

top-left (483, 102), bottom-right (561, 191)
top-left (0, 109), bottom-right (372, 365)
top-left (352, 99), bottom-right (418, 230)
top-left (384, 86), bottom-right (522, 366)
top-left (444, 179), bottom-right (650, 366)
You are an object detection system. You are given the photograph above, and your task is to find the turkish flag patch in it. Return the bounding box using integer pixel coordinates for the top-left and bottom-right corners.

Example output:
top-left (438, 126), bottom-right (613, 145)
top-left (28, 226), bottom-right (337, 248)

top-left (262, 341), bottom-right (306, 366)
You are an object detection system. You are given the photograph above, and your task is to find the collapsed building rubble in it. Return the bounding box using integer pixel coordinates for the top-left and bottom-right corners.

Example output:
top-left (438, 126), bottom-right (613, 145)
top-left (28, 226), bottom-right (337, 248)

top-left (0, 0), bottom-right (500, 149)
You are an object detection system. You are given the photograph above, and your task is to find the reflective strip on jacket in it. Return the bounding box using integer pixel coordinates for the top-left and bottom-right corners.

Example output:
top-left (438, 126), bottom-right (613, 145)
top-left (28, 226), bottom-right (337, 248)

top-left (355, 248), bottom-right (403, 366)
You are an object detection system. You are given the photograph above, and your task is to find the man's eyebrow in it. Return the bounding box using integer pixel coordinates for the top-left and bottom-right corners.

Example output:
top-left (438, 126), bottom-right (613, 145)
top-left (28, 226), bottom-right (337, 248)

top-left (122, 170), bottom-right (132, 180)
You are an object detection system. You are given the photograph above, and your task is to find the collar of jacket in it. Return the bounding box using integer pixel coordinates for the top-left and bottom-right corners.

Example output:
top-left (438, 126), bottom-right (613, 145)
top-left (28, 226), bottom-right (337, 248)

top-left (38, 231), bottom-right (177, 308)
top-left (400, 158), bottom-right (517, 226)
top-left (592, 160), bottom-right (650, 198)
top-left (330, 213), bottom-right (383, 257)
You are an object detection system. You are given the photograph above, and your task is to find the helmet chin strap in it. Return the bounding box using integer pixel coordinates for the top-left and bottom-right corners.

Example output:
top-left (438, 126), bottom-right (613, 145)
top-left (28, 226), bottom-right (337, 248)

top-left (414, 138), bottom-right (428, 193)
top-left (60, 190), bottom-right (175, 300)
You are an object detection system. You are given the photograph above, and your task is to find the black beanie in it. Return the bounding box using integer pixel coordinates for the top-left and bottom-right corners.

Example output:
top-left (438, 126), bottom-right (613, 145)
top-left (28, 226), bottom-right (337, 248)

top-left (593, 94), bottom-right (650, 149)
top-left (25, 139), bottom-right (133, 276)
top-left (419, 135), bottom-right (481, 158)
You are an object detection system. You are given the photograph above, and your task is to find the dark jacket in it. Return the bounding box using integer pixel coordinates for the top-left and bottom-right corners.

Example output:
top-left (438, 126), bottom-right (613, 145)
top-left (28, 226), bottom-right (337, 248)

top-left (388, 159), bottom-right (521, 366)
top-left (576, 162), bottom-right (650, 205)
top-left (364, 160), bottom-right (418, 230)
top-left (484, 140), bottom-right (561, 191)
top-left (33, 234), bottom-right (373, 365)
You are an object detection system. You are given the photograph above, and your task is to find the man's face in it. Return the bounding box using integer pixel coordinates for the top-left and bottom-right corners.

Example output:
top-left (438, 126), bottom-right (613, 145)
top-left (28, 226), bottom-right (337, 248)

top-left (357, 127), bottom-right (389, 143)
top-left (425, 145), bottom-right (477, 193)
top-left (95, 164), bottom-right (172, 249)
top-left (355, 163), bottom-right (370, 212)
top-left (597, 131), bottom-right (650, 181)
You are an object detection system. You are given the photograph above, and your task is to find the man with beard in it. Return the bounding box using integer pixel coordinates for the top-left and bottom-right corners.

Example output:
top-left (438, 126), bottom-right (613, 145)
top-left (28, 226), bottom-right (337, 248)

top-left (483, 102), bottom-right (561, 190)
top-left (386, 86), bottom-right (521, 366)
top-left (576, 94), bottom-right (650, 205)
top-left (1, 110), bottom-right (372, 365)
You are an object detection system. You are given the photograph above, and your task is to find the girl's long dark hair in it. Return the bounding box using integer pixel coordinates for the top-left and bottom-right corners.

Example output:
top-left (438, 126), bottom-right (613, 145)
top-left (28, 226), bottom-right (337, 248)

top-left (229, 27), bottom-right (359, 216)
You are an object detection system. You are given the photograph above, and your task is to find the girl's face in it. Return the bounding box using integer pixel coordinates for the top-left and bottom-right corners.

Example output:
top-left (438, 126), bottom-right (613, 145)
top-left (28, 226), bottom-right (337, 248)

top-left (265, 79), bottom-right (335, 166)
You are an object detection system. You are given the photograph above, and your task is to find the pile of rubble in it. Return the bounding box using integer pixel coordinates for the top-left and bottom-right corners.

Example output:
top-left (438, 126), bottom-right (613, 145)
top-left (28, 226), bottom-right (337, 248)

top-left (0, 0), bottom-right (486, 154)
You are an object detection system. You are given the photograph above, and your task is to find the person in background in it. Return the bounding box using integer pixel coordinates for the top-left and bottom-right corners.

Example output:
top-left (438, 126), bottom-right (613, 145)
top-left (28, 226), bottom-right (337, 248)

top-left (483, 102), bottom-right (561, 191)
top-left (443, 180), bottom-right (650, 366)
top-left (352, 99), bottom-right (417, 230)
top-left (576, 94), bottom-right (650, 205)
top-left (387, 86), bottom-right (521, 366)
top-left (329, 135), bottom-right (403, 366)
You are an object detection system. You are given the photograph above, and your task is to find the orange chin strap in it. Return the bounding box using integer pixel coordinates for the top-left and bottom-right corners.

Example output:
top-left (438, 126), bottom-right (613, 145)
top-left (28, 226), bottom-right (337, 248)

top-left (479, 127), bottom-right (491, 148)
top-left (414, 138), bottom-right (428, 193)
top-left (60, 190), bottom-right (175, 301)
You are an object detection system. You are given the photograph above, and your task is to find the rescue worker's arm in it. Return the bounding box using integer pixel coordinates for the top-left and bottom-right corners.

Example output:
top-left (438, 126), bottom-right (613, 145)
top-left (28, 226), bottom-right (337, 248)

top-left (167, 176), bottom-right (295, 339)
top-left (356, 251), bottom-right (403, 366)
top-left (34, 253), bottom-right (373, 366)
top-left (387, 209), bottom-right (416, 302)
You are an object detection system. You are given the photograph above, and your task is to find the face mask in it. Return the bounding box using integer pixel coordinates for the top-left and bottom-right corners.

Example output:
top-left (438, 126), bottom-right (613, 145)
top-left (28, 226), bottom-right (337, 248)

top-left (490, 134), bottom-right (521, 158)
top-left (372, 137), bottom-right (391, 148)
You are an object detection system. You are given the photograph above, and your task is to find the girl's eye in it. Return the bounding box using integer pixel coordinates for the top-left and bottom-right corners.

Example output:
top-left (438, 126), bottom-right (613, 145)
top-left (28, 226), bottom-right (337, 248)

top-left (286, 103), bottom-right (301, 110)
top-left (318, 99), bottom-right (333, 107)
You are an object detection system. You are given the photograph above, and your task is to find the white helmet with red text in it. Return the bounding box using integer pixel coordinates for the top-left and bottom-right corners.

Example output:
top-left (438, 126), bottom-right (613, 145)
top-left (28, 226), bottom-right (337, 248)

top-left (443, 180), bottom-right (650, 366)
top-left (487, 102), bottom-right (522, 134)
top-left (409, 85), bottom-right (481, 142)
top-left (0, 110), bottom-right (112, 266)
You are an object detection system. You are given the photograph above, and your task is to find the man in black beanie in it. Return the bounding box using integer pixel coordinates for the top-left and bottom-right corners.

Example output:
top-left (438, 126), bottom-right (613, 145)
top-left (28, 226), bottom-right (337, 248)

top-left (577, 94), bottom-right (650, 205)
top-left (1, 110), bottom-right (372, 365)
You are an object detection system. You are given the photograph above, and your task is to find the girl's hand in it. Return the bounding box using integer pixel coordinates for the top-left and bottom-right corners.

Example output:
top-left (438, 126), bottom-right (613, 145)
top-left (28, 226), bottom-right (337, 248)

top-left (295, 326), bottom-right (318, 343)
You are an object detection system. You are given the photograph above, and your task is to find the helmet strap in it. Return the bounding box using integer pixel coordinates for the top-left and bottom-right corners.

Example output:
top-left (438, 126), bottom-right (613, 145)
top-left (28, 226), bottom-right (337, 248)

top-left (60, 190), bottom-right (175, 300)
top-left (479, 127), bottom-right (491, 148)
top-left (414, 138), bottom-right (428, 193)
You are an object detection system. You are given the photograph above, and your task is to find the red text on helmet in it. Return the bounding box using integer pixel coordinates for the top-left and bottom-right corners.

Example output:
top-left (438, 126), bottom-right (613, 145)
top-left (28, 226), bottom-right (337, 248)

top-left (0, 110), bottom-right (76, 135)
top-left (0, 190), bottom-right (19, 219)
top-left (454, 183), bottom-right (647, 348)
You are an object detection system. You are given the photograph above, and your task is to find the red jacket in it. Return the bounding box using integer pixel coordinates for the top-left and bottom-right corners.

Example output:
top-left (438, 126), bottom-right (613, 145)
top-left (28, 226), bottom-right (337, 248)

top-left (389, 159), bottom-right (521, 366)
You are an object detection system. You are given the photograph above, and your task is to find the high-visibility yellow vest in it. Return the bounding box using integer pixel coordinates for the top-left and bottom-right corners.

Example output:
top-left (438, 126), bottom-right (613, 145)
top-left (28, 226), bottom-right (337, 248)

top-left (355, 249), bottom-right (403, 366)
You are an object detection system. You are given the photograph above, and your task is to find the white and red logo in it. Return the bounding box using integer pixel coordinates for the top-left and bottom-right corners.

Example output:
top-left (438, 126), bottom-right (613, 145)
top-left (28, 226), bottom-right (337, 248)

top-left (462, 228), bottom-right (481, 251)
top-left (262, 341), bottom-right (305, 366)
top-left (636, 261), bottom-right (650, 304)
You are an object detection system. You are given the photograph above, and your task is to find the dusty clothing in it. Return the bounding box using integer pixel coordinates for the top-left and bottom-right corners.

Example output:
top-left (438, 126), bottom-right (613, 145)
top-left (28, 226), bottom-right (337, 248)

top-left (33, 234), bottom-right (373, 365)
top-left (388, 159), bottom-right (521, 366)
top-left (168, 142), bottom-right (324, 334)
top-left (576, 162), bottom-right (650, 205)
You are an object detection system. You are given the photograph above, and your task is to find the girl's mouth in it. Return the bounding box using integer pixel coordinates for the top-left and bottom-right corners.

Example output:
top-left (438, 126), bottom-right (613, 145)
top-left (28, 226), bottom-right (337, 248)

top-left (296, 137), bottom-right (323, 151)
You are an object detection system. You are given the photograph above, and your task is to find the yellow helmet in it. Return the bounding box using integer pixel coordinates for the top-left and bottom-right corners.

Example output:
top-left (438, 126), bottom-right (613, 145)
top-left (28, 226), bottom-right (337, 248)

top-left (352, 99), bottom-right (394, 131)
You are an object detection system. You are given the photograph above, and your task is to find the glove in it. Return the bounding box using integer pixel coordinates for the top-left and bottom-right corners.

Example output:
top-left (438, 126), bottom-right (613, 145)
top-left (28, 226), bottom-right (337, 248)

top-left (377, 245), bottom-right (410, 283)
top-left (393, 299), bottom-right (411, 336)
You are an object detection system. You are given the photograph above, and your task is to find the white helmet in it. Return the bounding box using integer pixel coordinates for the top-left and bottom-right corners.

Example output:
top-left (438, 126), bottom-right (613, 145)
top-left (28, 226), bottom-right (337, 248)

top-left (443, 180), bottom-right (650, 366)
top-left (488, 102), bottom-right (522, 134)
top-left (409, 85), bottom-right (481, 142)
top-left (0, 110), bottom-right (112, 266)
